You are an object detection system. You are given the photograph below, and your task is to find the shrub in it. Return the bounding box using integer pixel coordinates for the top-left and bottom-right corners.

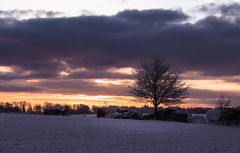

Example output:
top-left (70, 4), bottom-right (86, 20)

top-left (220, 109), bottom-right (240, 124)
top-left (143, 108), bottom-right (189, 122)
top-left (97, 108), bottom-right (105, 118)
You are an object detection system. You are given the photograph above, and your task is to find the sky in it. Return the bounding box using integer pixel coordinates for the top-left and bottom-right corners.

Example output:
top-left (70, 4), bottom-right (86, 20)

top-left (0, 0), bottom-right (240, 107)
top-left (0, 0), bottom-right (209, 15)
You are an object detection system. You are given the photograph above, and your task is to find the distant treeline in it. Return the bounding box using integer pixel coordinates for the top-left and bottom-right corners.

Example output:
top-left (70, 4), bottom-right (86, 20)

top-left (0, 101), bottom-right (215, 115)
top-left (0, 102), bottom-right (95, 115)
top-left (0, 102), bottom-right (151, 115)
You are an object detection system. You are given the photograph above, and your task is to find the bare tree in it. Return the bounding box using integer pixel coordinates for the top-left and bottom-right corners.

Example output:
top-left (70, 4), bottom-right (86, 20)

top-left (215, 94), bottom-right (232, 112)
top-left (128, 58), bottom-right (189, 118)
top-left (34, 105), bottom-right (42, 114)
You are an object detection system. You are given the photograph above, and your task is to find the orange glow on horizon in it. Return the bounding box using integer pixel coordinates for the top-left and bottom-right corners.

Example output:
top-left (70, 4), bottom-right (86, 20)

top-left (0, 92), bottom-right (139, 107)
top-left (0, 92), bottom-right (214, 108)
top-left (0, 70), bottom-right (239, 108)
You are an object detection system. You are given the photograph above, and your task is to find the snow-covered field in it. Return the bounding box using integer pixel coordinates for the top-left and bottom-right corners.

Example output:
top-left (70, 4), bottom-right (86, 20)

top-left (0, 113), bottom-right (239, 153)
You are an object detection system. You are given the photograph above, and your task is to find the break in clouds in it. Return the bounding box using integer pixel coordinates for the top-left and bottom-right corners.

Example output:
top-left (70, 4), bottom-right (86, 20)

top-left (0, 2), bottom-right (240, 105)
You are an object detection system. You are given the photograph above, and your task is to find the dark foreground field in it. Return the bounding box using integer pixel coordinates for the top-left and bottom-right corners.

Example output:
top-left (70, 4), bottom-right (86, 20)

top-left (0, 113), bottom-right (239, 153)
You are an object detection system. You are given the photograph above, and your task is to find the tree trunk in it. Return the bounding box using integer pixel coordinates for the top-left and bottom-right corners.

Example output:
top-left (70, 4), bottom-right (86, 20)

top-left (154, 105), bottom-right (158, 119)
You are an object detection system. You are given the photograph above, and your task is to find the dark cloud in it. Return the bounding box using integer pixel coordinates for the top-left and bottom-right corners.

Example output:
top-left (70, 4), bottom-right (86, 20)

top-left (0, 8), bottom-right (190, 79)
top-left (220, 3), bottom-right (240, 17)
top-left (1, 9), bottom-right (239, 78)
top-left (0, 8), bottom-right (239, 79)
top-left (0, 85), bottom-right (42, 92)
top-left (36, 79), bottom-right (127, 96)
top-left (197, 2), bottom-right (240, 20)
top-left (197, 2), bottom-right (216, 12)
top-left (116, 9), bottom-right (188, 24)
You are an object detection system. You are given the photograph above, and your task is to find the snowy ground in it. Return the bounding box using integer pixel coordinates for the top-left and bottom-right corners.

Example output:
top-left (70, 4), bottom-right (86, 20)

top-left (0, 113), bottom-right (239, 153)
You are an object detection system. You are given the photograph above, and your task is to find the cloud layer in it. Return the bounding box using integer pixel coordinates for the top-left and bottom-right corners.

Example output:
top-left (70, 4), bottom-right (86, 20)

top-left (0, 5), bottom-right (240, 106)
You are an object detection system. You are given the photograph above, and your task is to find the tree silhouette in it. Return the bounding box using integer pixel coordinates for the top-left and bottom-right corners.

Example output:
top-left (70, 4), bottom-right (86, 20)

top-left (215, 94), bottom-right (232, 113)
top-left (128, 58), bottom-right (189, 118)
top-left (34, 105), bottom-right (42, 114)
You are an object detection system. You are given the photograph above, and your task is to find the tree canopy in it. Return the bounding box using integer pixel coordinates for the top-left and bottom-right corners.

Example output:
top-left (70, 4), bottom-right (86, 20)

top-left (128, 58), bottom-right (189, 117)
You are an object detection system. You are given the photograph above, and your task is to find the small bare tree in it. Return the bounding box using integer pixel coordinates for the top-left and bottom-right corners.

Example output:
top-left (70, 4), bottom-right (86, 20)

top-left (128, 58), bottom-right (189, 118)
top-left (215, 94), bottom-right (232, 112)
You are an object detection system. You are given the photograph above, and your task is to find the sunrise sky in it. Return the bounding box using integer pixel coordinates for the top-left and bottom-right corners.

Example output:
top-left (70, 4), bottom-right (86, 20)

top-left (0, 0), bottom-right (240, 107)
